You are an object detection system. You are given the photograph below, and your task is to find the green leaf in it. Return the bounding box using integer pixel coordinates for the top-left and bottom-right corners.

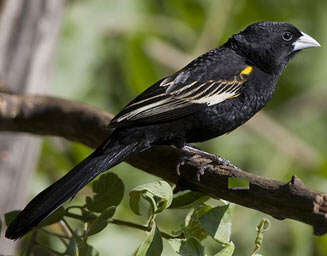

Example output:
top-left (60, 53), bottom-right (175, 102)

top-left (169, 191), bottom-right (210, 209)
top-left (86, 173), bottom-right (124, 212)
top-left (183, 204), bottom-right (232, 243)
top-left (168, 239), bottom-right (182, 253)
top-left (75, 236), bottom-right (100, 256)
top-left (179, 237), bottom-right (205, 256)
top-left (169, 237), bottom-right (205, 256)
top-left (215, 242), bottom-right (235, 256)
top-left (87, 206), bottom-right (116, 236)
top-left (66, 239), bottom-right (78, 256)
top-left (134, 223), bottom-right (163, 256)
top-left (184, 205), bottom-right (212, 241)
top-left (4, 210), bottom-right (20, 226)
top-left (129, 180), bottom-right (173, 216)
top-left (40, 207), bottom-right (65, 227)
top-left (0, 216), bottom-right (2, 234)
top-left (199, 205), bottom-right (232, 244)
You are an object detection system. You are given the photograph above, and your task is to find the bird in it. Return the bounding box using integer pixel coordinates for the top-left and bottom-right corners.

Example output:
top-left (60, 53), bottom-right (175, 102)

top-left (5, 21), bottom-right (320, 240)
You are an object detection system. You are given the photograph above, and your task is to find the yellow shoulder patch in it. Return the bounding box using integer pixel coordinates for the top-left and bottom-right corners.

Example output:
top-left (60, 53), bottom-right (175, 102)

top-left (240, 66), bottom-right (253, 76)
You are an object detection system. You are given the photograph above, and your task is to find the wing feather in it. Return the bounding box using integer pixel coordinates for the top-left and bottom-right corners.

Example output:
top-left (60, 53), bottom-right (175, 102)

top-left (110, 65), bottom-right (253, 127)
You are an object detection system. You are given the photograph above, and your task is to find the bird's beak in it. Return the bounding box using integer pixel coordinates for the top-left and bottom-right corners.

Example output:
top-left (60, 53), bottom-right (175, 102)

top-left (292, 32), bottom-right (320, 51)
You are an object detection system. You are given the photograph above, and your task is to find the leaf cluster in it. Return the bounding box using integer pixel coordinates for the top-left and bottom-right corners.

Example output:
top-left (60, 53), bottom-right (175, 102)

top-left (3, 173), bottom-right (269, 255)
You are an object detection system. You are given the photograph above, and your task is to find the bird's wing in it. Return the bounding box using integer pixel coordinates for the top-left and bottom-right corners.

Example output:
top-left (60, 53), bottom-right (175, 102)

top-left (110, 64), bottom-right (253, 127)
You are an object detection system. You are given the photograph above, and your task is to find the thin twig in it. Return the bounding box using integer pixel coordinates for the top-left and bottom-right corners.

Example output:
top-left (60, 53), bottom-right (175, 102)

top-left (60, 219), bottom-right (74, 238)
top-left (65, 212), bottom-right (86, 221)
top-left (66, 205), bottom-right (85, 211)
top-left (110, 218), bottom-right (150, 232)
top-left (109, 218), bottom-right (184, 239)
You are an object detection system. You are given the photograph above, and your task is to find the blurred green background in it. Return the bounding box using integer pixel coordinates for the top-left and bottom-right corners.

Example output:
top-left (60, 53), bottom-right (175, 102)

top-left (29, 0), bottom-right (327, 255)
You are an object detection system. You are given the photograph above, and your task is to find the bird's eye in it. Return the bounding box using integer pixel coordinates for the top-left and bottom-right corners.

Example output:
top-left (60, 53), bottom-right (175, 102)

top-left (282, 32), bottom-right (293, 41)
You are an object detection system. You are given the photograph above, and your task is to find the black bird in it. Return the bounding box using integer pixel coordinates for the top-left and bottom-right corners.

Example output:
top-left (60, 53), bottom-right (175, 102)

top-left (6, 21), bottom-right (320, 239)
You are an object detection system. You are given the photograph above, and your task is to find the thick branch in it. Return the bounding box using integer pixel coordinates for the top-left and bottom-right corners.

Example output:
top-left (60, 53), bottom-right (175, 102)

top-left (1, 92), bottom-right (327, 235)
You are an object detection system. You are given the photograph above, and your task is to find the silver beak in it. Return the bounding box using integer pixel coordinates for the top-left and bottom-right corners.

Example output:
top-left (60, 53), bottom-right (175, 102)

top-left (292, 32), bottom-right (320, 51)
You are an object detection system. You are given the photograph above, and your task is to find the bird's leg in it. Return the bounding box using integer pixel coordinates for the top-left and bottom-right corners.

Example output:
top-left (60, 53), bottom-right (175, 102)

top-left (173, 137), bottom-right (193, 176)
top-left (173, 140), bottom-right (215, 181)
top-left (182, 144), bottom-right (240, 170)
top-left (176, 154), bottom-right (209, 181)
top-left (173, 140), bottom-right (238, 181)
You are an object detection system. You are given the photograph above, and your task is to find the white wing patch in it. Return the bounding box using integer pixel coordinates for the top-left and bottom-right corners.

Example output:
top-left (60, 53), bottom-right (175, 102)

top-left (115, 98), bottom-right (187, 122)
top-left (115, 66), bottom-right (253, 123)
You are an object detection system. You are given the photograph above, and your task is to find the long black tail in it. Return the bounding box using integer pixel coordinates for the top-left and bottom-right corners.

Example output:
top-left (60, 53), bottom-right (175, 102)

top-left (5, 138), bottom-right (145, 240)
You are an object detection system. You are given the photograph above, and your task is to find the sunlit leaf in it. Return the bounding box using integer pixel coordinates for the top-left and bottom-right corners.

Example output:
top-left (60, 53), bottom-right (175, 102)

top-left (199, 205), bottom-right (232, 244)
top-left (134, 223), bottom-right (163, 256)
top-left (169, 191), bottom-right (209, 209)
top-left (199, 205), bottom-right (232, 243)
top-left (129, 180), bottom-right (173, 216)
top-left (183, 204), bottom-right (232, 244)
top-left (184, 205), bottom-right (211, 241)
top-left (168, 239), bottom-right (182, 253)
top-left (215, 242), bottom-right (235, 256)
top-left (169, 237), bottom-right (205, 256)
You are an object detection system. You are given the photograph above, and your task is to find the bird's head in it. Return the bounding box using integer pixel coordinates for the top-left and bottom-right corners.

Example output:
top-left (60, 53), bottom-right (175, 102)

top-left (228, 21), bottom-right (320, 74)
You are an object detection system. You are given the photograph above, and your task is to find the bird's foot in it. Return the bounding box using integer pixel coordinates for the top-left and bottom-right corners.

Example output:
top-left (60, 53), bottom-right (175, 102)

top-left (175, 144), bottom-right (239, 182)
top-left (182, 144), bottom-right (240, 170)
top-left (175, 153), bottom-right (211, 181)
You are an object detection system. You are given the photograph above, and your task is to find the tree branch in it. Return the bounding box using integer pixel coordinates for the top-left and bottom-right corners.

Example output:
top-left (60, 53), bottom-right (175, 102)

top-left (1, 92), bottom-right (327, 235)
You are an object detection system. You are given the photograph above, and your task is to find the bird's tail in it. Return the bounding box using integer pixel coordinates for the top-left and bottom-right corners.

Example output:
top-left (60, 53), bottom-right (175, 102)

top-left (5, 137), bottom-right (145, 240)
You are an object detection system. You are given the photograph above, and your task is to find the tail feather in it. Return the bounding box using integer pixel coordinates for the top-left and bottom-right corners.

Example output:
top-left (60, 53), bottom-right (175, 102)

top-left (5, 139), bottom-right (143, 240)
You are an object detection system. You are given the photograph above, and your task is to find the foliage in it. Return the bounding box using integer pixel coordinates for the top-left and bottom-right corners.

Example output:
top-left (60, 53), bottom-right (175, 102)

top-left (4, 173), bottom-right (271, 255)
